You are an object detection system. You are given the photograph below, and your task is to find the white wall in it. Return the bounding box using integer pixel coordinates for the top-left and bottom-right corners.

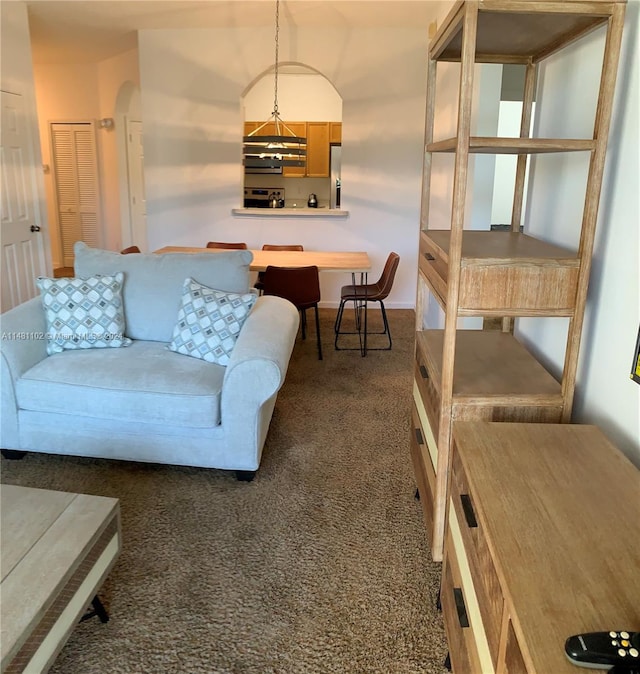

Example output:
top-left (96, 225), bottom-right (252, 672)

top-left (244, 72), bottom-right (342, 121)
top-left (137, 25), bottom-right (429, 308)
top-left (518, 7), bottom-right (640, 464)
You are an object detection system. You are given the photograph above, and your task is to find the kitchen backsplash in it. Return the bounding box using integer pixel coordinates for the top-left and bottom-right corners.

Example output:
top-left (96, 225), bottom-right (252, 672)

top-left (244, 175), bottom-right (331, 208)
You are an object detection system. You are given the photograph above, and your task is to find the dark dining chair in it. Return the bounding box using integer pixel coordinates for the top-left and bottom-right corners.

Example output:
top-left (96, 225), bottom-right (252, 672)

top-left (206, 241), bottom-right (248, 249)
top-left (334, 252), bottom-right (400, 351)
top-left (120, 245), bottom-right (141, 254)
top-left (262, 265), bottom-right (322, 360)
top-left (254, 244), bottom-right (304, 293)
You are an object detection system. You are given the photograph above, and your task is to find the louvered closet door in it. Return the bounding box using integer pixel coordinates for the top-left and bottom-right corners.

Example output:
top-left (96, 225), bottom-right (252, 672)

top-left (50, 123), bottom-right (101, 267)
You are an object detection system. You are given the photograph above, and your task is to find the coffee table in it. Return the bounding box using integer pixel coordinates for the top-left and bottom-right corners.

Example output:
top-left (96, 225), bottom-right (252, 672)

top-left (1, 484), bottom-right (121, 673)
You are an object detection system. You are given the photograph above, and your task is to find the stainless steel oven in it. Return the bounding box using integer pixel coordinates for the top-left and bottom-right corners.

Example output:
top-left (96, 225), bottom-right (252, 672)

top-left (244, 187), bottom-right (285, 208)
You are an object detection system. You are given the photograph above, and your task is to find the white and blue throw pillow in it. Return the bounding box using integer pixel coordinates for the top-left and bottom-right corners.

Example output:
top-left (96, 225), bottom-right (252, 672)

top-left (36, 273), bottom-right (132, 355)
top-left (168, 278), bottom-right (258, 366)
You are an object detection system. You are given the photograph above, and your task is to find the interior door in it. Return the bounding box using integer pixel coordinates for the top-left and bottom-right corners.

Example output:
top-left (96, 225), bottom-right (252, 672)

top-left (50, 122), bottom-right (101, 267)
top-left (125, 118), bottom-right (147, 250)
top-left (1, 90), bottom-right (48, 312)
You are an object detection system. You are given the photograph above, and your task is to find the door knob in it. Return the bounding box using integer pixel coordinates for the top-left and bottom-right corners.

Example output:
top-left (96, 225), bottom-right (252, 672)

top-left (30, 225), bottom-right (41, 232)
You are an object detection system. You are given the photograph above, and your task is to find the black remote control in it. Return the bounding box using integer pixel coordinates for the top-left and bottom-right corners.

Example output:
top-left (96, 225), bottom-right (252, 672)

top-left (565, 631), bottom-right (640, 669)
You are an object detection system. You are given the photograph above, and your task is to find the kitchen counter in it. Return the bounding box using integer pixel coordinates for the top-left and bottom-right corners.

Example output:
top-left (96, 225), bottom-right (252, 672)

top-left (232, 207), bottom-right (349, 218)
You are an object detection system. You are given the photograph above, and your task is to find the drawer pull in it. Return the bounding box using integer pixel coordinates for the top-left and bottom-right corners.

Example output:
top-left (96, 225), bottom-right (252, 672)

top-left (424, 252), bottom-right (436, 261)
top-left (460, 494), bottom-right (478, 529)
top-left (419, 364), bottom-right (429, 379)
top-left (415, 427), bottom-right (424, 445)
top-left (453, 587), bottom-right (470, 628)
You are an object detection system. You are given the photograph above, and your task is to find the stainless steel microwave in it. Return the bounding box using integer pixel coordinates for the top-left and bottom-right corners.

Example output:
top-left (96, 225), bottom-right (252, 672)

top-left (245, 165), bottom-right (283, 174)
top-left (244, 157), bottom-right (283, 174)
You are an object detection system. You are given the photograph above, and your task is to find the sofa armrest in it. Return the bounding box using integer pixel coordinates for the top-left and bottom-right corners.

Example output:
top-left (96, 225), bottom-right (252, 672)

top-left (221, 296), bottom-right (299, 466)
top-left (1, 297), bottom-right (49, 448)
top-left (223, 295), bottom-right (299, 399)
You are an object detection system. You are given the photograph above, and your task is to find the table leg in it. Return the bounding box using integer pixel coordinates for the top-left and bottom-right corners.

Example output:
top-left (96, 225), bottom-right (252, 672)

top-left (362, 273), bottom-right (368, 357)
top-left (80, 595), bottom-right (110, 623)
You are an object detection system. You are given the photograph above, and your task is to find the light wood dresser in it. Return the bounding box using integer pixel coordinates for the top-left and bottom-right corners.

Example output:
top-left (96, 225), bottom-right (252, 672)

top-left (441, 422), bottom-right (640, 674)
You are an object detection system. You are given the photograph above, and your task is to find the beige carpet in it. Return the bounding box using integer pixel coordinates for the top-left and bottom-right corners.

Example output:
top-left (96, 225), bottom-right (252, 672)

top-left (1, 308), bottom-right (448, 674)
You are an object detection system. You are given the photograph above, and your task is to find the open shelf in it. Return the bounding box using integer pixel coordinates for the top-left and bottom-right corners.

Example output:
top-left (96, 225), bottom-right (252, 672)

top-left (427, 137), bottom-right (595, 154)
top-left (417, 329), bottom-right (562, 399)
top-left (414, 329), bottom-right (564, 443)
top-left (431, 1), bottom-right (613, 64)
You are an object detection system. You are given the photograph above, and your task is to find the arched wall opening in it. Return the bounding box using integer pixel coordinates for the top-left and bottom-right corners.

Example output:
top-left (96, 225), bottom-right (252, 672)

top-left (242, 64), bottom-right (343, 209)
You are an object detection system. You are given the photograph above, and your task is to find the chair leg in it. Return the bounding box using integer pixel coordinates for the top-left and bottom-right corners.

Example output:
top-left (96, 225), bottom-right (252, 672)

top-left (379, 301), bottom-right (392, 349)
top-left (335, 299), bottom-right (392, 351)
top-left (314, 304), bottom-right (323, 360)
top-left (300, 308), bottom-right (307, 339)
top-left (334, 299), bottom-right (346, 333)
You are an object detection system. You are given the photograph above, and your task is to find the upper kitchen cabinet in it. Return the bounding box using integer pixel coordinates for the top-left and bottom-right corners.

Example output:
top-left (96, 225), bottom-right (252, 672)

top-left (411, 0), bottom-right (627, 562)
top-left (306, 122), bottom-right (331, 177)
top-left (329, 122), bottom-right (342, 145)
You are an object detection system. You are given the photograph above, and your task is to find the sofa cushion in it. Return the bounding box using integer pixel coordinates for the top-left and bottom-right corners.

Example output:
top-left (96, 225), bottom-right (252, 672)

top-left (16, 341), bottom-right (225, 428)
top-left (36, 273), bottom-right (132, 355)
top-left (168, 278), bottom-right (258, 366)
top-left (73, 242), bottom-right (253, 342)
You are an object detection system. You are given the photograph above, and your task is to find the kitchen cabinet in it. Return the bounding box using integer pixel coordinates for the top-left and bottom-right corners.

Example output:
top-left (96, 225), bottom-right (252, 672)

top-left (306, 122), bottom-right (331, 177)
top-left (410, 0), bottom-right (626, 562)
top-left (442, 421), bottom-right (639, 674)
top-left (329, 122), bottom-right (342, 144)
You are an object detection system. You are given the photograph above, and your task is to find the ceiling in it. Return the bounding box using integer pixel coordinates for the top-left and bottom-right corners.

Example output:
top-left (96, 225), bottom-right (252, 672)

top-left (25, 0), bottom-right (438, 64)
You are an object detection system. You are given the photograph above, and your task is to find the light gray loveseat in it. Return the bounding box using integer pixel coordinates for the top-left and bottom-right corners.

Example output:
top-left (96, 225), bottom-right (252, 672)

top-left (0, 242), bottom-right (299, 479)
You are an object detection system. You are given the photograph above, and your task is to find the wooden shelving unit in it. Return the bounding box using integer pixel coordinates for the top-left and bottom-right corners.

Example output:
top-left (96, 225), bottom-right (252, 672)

top-left (410, 0), bottom-right (626, 562)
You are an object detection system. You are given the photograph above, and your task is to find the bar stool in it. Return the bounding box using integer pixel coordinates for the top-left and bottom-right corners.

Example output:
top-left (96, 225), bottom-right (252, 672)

top-left (334, 252), bottom-right (400, 352)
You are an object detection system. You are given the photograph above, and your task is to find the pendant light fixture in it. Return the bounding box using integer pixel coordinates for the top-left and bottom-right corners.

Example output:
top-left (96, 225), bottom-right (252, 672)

top-left (243, 0), bottom-right (306, 170)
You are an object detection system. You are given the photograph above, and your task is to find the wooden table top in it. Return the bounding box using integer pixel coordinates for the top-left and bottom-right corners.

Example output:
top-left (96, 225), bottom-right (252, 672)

top-left (154, 247), bottom-right (371, 273)
top-left (1, 485), bottom-right (121, 672)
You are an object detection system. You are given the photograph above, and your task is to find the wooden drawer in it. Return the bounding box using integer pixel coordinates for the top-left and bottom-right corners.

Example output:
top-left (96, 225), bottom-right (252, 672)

top-left (458, 260), bottom-right (579, 315)
top-left (450, 446), bottom-right (503, 670)
top-left (422, 231), bottom-right (580, 316)
top-left (410, 403), bottom-right (436, 532)
top-left (419, 232), bottom-right (448, 306)
top-left (414, 344), bottom-right (441, 437)
top-left (442, 529), bottom-right (482, 674)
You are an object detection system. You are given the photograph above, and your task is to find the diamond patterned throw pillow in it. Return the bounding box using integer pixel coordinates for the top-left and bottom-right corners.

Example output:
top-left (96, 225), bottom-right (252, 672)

top-left (168, 278), bottom-right (258, 366)
top-left (36, 273), bottom-right (132, 355)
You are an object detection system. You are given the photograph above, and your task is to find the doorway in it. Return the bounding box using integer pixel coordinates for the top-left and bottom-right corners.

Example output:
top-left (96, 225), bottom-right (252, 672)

top-left (49, 121), bottom-right (102, 267)
top-left (1, 90), bottom-right (49, 311)
top-left (125, 117), bottom-right (147, 250)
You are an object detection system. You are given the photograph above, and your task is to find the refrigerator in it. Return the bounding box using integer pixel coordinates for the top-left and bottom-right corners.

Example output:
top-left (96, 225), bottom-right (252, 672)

top-left (330, 145), bottom-right (341, 209)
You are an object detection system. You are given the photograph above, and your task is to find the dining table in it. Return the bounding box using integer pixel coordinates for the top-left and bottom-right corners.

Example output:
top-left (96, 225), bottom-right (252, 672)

top-left (153, 246), bottom-right (373, 355)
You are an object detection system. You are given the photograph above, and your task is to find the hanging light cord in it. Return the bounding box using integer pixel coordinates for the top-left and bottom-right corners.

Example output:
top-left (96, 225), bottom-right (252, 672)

top-left (244, 0), bottom-right (305, 150)
top-left (272, 0), bottom-right (280, 129)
